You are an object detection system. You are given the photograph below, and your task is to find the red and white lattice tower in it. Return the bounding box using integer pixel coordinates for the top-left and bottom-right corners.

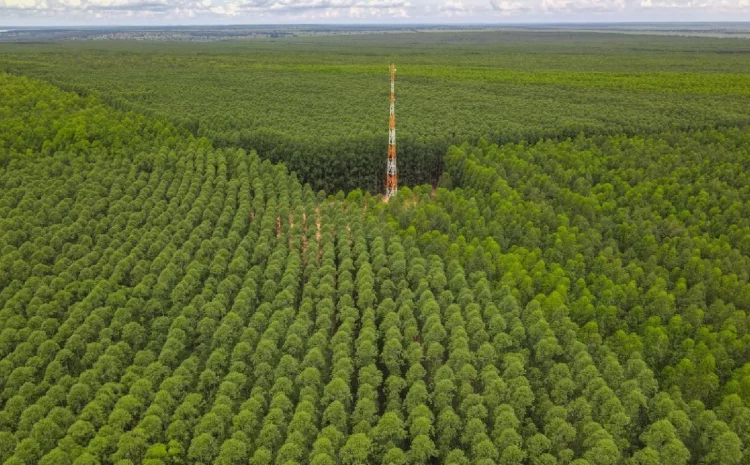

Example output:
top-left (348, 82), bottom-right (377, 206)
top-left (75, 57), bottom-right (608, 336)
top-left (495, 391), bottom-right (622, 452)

top-left (385, 64), bottom-right (398, 199)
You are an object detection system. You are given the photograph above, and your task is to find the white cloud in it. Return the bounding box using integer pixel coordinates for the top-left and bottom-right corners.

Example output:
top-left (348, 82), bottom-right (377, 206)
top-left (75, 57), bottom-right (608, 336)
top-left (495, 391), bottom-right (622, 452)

top-left (0, 0), bottom-right (48, 10)
top-left (438, 0), bottom-right (467, 12)
top-left (541, 0), bottom-right (625, 12)
top-left (220, 0), bottom-right (410, 12)
top-left (208, 0), bottom-right (411, 18)
top-left (490, 0), bottom-right (531, 13)
top-left (83, 0), bottom-right (170, 11)
top-left (638, 0), bottom-right (747, 8)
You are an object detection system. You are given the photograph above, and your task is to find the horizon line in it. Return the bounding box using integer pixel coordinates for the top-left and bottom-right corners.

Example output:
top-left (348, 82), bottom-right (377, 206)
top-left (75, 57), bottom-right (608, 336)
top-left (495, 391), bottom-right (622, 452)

top-left (4, 21), bottom-right (750, 28)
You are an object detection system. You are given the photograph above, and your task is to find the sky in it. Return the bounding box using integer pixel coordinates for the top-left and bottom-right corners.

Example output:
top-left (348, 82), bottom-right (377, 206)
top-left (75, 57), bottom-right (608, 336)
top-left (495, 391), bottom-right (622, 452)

top-left (1, 0), bottom-right (750, 26)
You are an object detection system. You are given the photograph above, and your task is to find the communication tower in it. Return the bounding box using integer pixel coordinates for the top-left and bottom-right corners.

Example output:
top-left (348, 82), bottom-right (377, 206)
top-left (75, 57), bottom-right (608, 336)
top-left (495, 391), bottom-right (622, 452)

top-left (385, 64), bottom-right (397, 199)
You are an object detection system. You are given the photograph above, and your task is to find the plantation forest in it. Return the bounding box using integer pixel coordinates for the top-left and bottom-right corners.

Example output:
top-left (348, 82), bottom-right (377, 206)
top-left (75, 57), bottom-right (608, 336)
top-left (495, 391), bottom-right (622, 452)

top-left (0, 30), bottom-right (749, 465)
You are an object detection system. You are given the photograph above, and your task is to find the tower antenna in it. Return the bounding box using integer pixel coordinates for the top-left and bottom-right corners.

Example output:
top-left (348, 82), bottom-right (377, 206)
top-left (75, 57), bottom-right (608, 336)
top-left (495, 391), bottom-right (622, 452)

top-left (385, 64), bottom-right (397, 199)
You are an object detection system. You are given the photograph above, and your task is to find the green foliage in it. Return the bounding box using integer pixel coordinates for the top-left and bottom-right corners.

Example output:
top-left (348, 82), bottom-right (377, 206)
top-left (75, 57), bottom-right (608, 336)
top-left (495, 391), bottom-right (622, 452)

top-left (1, 28), bottom-right (750, 465)
top-left (3, 31), bottom-right (750, 191)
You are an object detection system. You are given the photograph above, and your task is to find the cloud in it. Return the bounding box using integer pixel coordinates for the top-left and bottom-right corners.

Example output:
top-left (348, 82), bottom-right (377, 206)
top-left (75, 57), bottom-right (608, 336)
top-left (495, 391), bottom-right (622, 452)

top-left (27, 0), bottom-right (216, 15)
top-left (222, 0), bottom-right (409, 12)
top-left (438, 0), bottom-right (533, 17)
top-left (541, 0), bottom-right (625, 12)
top-left (0, 0), bottom-right (48, 10)
top-left (489, 0), bottom-right (531, 13)
top-left (640, 0), bottom-right (717, 7)
top-left (437, 0), bottom-right (490, 15)
top-left (2, 0), bottom-right (750, 24)
top-left (84, 0), bottom-right (171, 11)
top-left (209, 0), bottom-right (412, 19)
top-left (438, 0), bottom-right (467, 12)
top-left (209, 0), bottom-right (411, 18)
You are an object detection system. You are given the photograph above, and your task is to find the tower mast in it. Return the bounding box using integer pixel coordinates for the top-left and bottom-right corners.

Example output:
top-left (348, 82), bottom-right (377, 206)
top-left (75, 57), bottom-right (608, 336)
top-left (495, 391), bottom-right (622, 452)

top-left (385, 64), bottom-right (397, 199)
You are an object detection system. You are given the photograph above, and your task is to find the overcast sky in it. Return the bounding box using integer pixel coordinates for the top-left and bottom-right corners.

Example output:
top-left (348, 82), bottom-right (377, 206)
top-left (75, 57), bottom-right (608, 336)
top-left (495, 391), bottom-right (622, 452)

top-left (2, 0), bottom-right (749, 26)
